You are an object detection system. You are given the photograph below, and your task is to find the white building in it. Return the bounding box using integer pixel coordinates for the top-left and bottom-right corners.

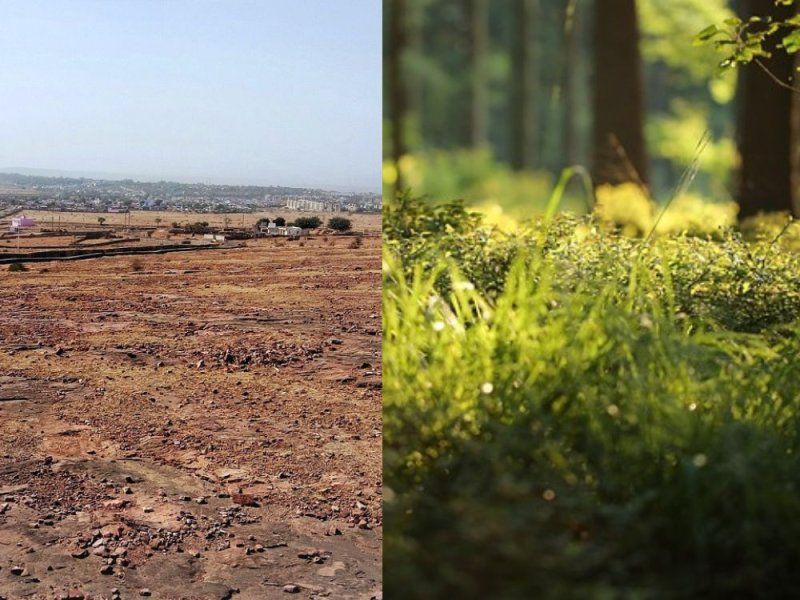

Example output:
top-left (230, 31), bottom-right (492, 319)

top-left (286, 198), bottom-right (325, 211)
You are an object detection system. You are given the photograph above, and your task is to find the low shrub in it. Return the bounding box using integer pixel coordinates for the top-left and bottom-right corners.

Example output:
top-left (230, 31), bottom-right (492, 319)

top-left (328, 216), bottom-right (352, 232)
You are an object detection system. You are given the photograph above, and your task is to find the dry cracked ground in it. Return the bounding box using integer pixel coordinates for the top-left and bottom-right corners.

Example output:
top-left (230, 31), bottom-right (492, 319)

top-left (0, 234), bottom-right (381, 599)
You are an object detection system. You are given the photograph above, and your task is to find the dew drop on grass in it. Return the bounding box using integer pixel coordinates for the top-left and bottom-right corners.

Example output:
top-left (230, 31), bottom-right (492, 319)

top-left (606, 404), bottom-right (620, 417)
top-left (542, 489), bottom-right (556, 501)
top-left (693, 453), bottom-right (708, 468)
top-left (481, 382), bottom-right (494, 395)
top-left (432, 321), bottom-right (445, 331)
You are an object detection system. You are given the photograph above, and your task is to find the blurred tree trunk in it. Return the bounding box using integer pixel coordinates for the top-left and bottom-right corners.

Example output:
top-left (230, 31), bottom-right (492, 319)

top-left (468, 0), bottom-right (489, 148)
top-left (591, 0), bottom-right (648, 186)
top-left (510, 0), bottom-right (538, 170)
top-left (562, 0), bottom-right (579, 167)
top-left (407, 0), bottom-right (425, 147)
top-left (738, 0), bottom-right (799, 217)
top-left (386, 0), bottom-right (408, 193)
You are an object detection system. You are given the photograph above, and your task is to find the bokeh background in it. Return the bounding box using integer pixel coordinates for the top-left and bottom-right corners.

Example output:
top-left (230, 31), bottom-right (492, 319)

top-left (383, 0), bottom-right (796, 234)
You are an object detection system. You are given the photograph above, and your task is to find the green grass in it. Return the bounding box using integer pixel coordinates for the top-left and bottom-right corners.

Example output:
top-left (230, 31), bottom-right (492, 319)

top-left (384, 196), bottom-right (800, 598)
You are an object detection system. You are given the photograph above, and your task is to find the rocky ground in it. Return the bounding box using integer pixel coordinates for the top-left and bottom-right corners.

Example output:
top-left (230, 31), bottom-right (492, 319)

top-left (0, 233), bottom-right (381, 599)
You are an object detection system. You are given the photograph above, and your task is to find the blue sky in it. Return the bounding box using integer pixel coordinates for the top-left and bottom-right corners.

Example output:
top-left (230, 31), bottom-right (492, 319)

top-left (0, 0), bottom-right (381, 191)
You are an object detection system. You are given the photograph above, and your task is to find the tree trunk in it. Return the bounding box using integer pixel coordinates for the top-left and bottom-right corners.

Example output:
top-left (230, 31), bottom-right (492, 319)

top-left (562, 0), bottom-right (579, 167)
top-left (510, 0), bottom-right (538, 170)
top-left (738, 0), bottom-right (799, 217)
top-left (386, 0), bottom-right (408, 193)
top-left (407, 0), bottom-right (424, 143)
top-left (591, 0), bottom-right (648, 187)
top-left (468, 0), bottom-right (489, 148)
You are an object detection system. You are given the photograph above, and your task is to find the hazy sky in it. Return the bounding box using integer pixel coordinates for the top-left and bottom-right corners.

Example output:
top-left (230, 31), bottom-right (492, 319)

top-left (0, 1), bottom-right (381, 192)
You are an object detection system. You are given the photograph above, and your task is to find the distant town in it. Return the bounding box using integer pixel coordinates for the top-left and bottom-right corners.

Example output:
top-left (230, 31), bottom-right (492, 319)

top-left (0, 171), bottom-right (382, 214)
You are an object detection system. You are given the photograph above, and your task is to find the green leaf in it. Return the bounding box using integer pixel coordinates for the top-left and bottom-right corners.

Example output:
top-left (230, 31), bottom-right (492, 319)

top-left (696, 25), bottom-right (720, 43)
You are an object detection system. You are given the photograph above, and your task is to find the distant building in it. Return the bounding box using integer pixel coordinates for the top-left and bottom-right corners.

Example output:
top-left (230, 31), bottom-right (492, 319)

top-left (259, 221), bottom-right (304, 239)
top-left (286, 198), bottom-right (325, 211)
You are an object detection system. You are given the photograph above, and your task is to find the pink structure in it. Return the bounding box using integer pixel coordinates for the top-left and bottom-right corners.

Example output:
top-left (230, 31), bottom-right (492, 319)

top-left (10, 216), bottom-right (35, 229)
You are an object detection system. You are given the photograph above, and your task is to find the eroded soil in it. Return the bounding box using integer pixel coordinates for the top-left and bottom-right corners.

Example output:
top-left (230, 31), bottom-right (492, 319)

top-left (0, 235), bottom-right (381, 599)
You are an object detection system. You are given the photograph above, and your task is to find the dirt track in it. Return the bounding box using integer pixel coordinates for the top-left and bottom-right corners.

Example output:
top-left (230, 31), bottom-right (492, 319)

top-left (0, 233), bottom-right (381, 599)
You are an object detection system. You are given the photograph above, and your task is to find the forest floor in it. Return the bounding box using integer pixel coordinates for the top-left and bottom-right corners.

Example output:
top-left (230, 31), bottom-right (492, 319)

top-left (0, 233), bottom-right (381, 599)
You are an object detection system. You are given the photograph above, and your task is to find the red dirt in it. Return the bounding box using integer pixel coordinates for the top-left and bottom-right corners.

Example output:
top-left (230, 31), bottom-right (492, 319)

top-left (0, 233), bottom-right (381, 599)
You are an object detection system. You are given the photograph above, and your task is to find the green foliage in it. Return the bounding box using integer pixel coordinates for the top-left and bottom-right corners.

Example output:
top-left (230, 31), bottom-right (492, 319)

top-left (641, 0), bottom-right (736, 83)
top-left (292, 216), bottom-right (322, 229)
top-left (256, 217), bottom-right (286, 228)
top-left (594, 183), bottom-right (738, 238)
top-left (186, 221), bottom-right (210, 234)
top-left (384, 149), bottom-right (591, 218)
top-left (696, 5), bottom-right (800, 72)
top-left (646, 99), bottom-right (737, 198)
top-left (384, 197), bottom-right (800, 597)
top-left (328, 216), bottom-right (352, 232)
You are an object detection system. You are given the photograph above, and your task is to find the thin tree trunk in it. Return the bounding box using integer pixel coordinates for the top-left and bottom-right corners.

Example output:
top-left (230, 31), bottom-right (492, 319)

top-left (591, 0), bottom-right (648, 186)
top-left (468, 0), bottom-right (489, 148)
top-left (408, 0), bottom-right (424, 143)
top-left (738, 0), bottom-right (798, 217)
top-left (386, 0), bottom-right (408, 193)
top-left (562, 0), bottom-right (579, 167)
top-left (510, 0), bottom-right (538, 170)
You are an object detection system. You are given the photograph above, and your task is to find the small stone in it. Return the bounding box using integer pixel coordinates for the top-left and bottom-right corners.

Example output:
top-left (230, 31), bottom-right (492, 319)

top-left (283, 584), bottom-right (300, 594)
top-left (100, 564), bottom-right (114, 575)
top-left (139, 589), bottom-right (152, 597)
